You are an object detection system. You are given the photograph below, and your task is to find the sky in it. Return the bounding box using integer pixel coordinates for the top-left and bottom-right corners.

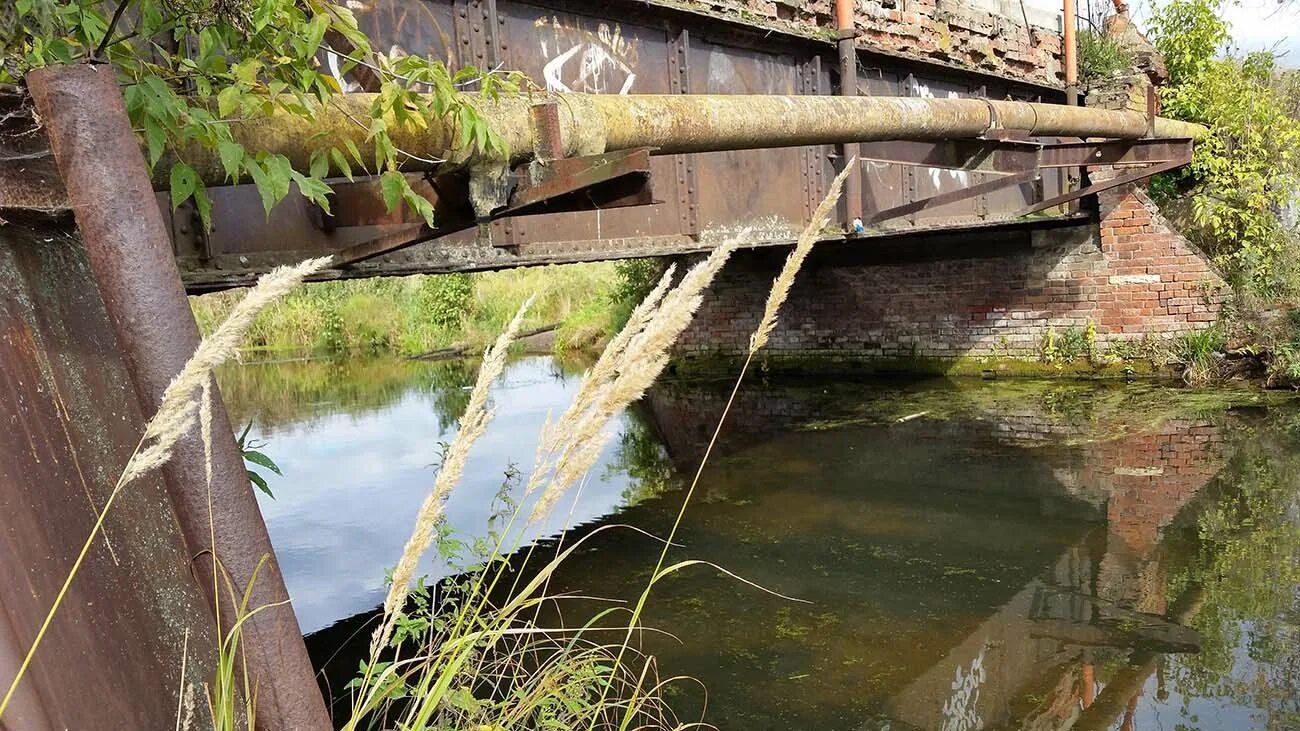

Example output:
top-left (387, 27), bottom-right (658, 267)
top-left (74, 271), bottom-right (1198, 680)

top-left (1129, 0), bottom-right (1300, 66)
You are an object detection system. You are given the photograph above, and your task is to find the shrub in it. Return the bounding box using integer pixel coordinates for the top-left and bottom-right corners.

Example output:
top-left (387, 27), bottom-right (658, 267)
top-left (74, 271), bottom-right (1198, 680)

top-left (418, 273), bottom-right (474, 328)
top-left (1148, 0), bottom-right (1300, 295)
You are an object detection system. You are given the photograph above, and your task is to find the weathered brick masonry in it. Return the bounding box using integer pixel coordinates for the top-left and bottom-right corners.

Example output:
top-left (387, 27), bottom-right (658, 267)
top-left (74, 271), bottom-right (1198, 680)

top-left (662, 0), bottom-right (1065, 87)
top-left (674, 182), bottom-right (1227, 373)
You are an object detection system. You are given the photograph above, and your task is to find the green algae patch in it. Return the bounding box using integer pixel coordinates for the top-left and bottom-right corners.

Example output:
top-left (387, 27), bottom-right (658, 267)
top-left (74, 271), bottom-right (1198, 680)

top-left (670, 351), bottom-right (1173, 380)
top-left (796, 377), bottom-right (1299, 444)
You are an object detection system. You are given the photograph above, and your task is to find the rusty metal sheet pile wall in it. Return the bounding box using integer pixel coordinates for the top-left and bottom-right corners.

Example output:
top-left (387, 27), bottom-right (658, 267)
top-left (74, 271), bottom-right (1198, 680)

top-left (179, 0), bottom-right (1073, 291)
top-left (0, 221), bottom-right (219, 729)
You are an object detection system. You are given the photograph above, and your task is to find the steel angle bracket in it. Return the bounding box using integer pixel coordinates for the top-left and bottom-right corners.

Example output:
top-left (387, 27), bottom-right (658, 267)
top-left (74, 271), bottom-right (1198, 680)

top-left (324, 147), bottom-right (656, 267)
top-left (1017, 155), bottom-right (1191, 217)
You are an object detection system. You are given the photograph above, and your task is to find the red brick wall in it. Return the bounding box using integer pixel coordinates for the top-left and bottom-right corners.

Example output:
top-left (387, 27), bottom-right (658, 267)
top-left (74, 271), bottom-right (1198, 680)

top-left (674, 185), bottom-right (1227, 372)
top-left (659, 0), bottom-right (1065, 88)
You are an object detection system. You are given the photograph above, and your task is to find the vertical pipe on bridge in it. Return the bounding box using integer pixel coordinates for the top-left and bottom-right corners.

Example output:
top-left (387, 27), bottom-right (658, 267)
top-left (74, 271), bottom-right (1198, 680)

top-left (1064, 0), bottom-right (1080, 105)
top-left (836, 0), bottom-right (865, 231)
top-left (26, 65), bottom-right (330, 731)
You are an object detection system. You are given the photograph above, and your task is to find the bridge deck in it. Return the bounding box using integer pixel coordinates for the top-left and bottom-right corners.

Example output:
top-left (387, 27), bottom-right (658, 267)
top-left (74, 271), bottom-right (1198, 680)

top-left (174, 0), bottom-right (1084, 292)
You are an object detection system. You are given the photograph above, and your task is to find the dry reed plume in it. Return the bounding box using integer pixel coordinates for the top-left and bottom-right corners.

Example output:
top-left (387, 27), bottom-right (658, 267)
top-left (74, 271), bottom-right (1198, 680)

top-left (525, 236), bottom-right (743, 525)
top-left (591, 165), bottom-right (854, 723)
top-left (0, 256), bottom-right (332, 720)
top-left (372, 295), bottom-right (534, 655)
top-left (751, 160), bottom-right (856, 352)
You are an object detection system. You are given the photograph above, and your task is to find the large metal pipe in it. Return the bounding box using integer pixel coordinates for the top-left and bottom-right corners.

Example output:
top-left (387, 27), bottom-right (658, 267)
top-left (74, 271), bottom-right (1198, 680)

top-left (835, 0), bottom-right (865, 230)
top-left (171, 93), bottom-right (1207, 186)
top-left (27, 64), bottom-right (331, 731)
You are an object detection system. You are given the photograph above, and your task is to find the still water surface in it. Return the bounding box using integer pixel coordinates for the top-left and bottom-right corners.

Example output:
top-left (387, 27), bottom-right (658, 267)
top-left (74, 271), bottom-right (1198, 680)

top-left (220, 356), bottom-right (1300, 730)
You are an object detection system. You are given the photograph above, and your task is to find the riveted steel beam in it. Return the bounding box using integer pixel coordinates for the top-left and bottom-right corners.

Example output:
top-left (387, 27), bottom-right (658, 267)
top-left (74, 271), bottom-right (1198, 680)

top-left (866, 169), bottom-right (1039, 225)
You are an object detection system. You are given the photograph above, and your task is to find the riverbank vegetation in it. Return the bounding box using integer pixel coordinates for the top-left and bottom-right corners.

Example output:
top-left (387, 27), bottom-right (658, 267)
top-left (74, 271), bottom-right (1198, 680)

top-left (190, 259), bottom-right (661, 358)
top-left (1074, 0), bottom-right (1300, 385)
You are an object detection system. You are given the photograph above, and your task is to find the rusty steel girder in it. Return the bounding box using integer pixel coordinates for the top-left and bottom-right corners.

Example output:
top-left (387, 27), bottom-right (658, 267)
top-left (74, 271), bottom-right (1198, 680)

top-left (859, 137), bottom-right (1193, 224)
top-left (325, 147), bottom-right (656, 266)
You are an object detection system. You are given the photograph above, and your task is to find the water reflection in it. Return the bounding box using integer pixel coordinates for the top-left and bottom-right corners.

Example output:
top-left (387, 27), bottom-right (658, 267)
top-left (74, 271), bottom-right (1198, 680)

top-left (219, 358), bottom-right (1300, 730)
top-left (221, 355), bottom-right (660, 633)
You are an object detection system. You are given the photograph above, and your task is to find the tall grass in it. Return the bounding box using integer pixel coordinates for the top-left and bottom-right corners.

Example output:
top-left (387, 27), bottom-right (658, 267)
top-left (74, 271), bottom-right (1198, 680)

top-left (190, 261), bottom-right (637, 358)
top-left (2, 167), bottom-right (850, 729)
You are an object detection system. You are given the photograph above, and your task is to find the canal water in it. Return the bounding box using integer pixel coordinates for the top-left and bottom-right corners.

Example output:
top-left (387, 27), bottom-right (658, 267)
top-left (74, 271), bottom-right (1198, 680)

top-left (219, 355), bottom-right (1300, 730)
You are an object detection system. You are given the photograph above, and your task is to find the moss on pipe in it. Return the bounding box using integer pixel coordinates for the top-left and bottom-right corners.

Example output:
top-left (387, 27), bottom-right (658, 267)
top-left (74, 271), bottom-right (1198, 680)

top-left (164, 92), bottom-right (1207, 188)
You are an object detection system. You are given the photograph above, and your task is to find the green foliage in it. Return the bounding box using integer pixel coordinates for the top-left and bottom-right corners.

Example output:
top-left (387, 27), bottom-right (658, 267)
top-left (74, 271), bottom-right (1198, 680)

top-left (1078, 29), bottom-right (1134, 83)
top-left (3, 0), bottom-right (521, 230)
top-left (1147, 0), bottom-right (1300, 295)
top-left (191, 262), bottom-right (625, 357)
top-left (610, 258), bottom-right (665, 326)
top-left (418, 273), bottom-right (474, 328)
top-left (235, 421), bottom-right (281, 498)
top-left (1148, 0), bottom-right (1228, 86)
top-left (1039, 323), bottom-right (1095, 363)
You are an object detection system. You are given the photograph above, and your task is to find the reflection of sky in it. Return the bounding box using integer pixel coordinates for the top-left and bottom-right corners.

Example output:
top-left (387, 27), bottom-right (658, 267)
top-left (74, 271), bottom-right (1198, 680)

top-left (249, 356), bottom-right (637, 633)
top-left (1118, 617), bottom-right (1299, 731)
top-left (1123, 619), bottom-right (1279, 730)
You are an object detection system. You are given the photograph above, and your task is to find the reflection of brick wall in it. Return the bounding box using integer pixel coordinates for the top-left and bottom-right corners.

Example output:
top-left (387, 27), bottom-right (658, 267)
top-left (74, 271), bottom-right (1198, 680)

top-left (676, 191), bottom-right (1226, 371)
top-left (664, 0), bottom-right (1064, 88)
top-left (980, 409), bottom-right (1227, 613)
top-left (1087, 420), bottom-right (1225, 612)
top-left (1088, 422), bottom-right (1225, 552)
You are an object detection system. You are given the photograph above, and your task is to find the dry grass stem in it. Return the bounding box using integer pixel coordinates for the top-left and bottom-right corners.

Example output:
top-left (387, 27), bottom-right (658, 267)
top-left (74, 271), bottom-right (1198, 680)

top-left (373, 295), bottom-right (534, 654)
top-left (750, 161), bottom-right (854, 353)
top-left (592, 179), bottom-right (851, 722)
top-left (125, 257), bottom-right (332, 486)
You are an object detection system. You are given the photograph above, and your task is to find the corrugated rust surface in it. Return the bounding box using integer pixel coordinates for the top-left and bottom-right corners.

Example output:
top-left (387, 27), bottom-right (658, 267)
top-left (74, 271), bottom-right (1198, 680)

top-left (25, 65), bottom-right (330, 731)
top-left (177, 0), bottom-right (1083, 290)
top-left (0, 219), bottom-right (219, 730)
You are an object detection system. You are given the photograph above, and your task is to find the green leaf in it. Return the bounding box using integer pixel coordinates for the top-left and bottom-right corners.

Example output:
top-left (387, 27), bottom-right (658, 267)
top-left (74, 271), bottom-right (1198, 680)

top-left (234, 58), bottom-right (262, 86)
top-left (244, 158), bottom-right (280, 215)
top-left (402, 186), bottom-right (436, 227)
top-left (193, 185), bottom-right (213, 233)
top-left (300, 13), bottom-right (330, 59)
top-left (248, 470), bottom-right (274, 498)
top-left (309, 150), bottom-right (329, 179)
top-left (217, 140), bottom-right (244, 182)
top-left (329, 148), bottom-right (353, 181)
top-left (291, 171), bottom-right (333, 214)
top-left (380, 170), bottom-right (406, 214)
top-left (456, 104), bottom-right (475, 150)
top-left (243, 450), bottom-right (282, 476)
top-left (169, 163), bottom-right (199, 210)
top-left (144, 122), bottom-right (166, 170)
top-left (217, 85), bottom-right (242, 118)
top-left (343, 136), bottom-right (364, 165)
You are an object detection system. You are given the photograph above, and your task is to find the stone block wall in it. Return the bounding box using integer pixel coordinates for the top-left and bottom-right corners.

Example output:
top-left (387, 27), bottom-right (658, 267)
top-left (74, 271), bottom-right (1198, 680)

top-left (658, 0), bottom-right (1064, 87)
top-left (673, 183), bottom-right (1226, 374)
